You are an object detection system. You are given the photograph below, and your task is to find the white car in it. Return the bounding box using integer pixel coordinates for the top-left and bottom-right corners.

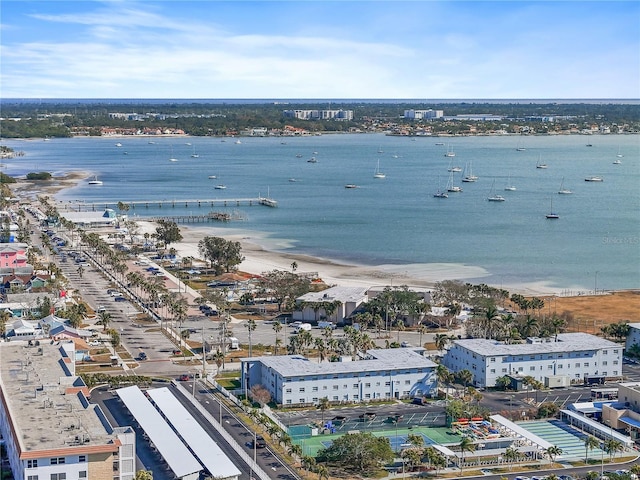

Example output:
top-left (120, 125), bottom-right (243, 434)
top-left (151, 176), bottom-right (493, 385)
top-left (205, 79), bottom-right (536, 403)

top-left (89, 341), bottom-right (102, 347)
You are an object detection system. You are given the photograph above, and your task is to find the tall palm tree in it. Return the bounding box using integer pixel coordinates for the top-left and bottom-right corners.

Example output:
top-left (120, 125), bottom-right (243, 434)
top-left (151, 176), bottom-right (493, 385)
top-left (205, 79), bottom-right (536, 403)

top-left (456, 369), bottom-right (474, 396)
top-left (603, 438), bottom-right (623, 462)
top-left (317, 397), bottom-right (330, 426)
top-left (583, 435), bottom-right (599, 463)
top-left (503, 446), bottom-right (521, 470)
top-left (417, 324), bottom-right (427, 348)
top-left (434, 333), bottom-right (450, 351)
top-left (272, 321), bottom-right (282, 354)
top-left (98, 311), bottom-right (112, 331)
top-left (458, 436), bottom-right (476, 472)
top-left (545, 445), bottom-right (563, 463)
top-left (246, 319), bottom-right (257, 357)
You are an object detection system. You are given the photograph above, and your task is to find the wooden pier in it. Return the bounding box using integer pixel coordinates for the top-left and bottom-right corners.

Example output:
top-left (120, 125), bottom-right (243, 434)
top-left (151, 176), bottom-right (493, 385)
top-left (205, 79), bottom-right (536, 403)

top-left (67, 197), bottom-right (278, 211)
top-left (147, 212), bottom-right (243, 223)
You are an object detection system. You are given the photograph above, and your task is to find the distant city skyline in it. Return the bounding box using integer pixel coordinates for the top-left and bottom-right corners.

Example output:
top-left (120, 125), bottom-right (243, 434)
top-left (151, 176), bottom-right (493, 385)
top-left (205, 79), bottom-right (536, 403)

top-left (1, 1), bottom-right (638, 99)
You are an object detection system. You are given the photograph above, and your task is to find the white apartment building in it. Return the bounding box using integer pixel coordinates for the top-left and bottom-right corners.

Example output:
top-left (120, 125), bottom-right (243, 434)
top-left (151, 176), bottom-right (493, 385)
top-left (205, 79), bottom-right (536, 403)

top-left (292, 286), bottom-right (368, 323)
top-left (403, 109), bottom-right (443, 120)
top-left (283, 109), bottom-right (354, 121)
top-left (241, 348), bottom-right (437, 406)
top-left (625, 323), bottom-right (640, 351)
top-left (443, 333), bottom-right (622, 388)
top-left (0, 341), bottom-right (136, 480)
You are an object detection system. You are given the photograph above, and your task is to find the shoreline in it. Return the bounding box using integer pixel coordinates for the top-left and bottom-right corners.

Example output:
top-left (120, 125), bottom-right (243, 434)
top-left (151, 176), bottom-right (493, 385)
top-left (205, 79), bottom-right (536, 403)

top-left (10, 169), bottom-right (619, 297)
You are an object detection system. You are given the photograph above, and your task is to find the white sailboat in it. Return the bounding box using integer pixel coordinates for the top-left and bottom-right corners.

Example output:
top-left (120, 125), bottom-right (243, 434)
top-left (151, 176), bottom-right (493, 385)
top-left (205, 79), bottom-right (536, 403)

top-left (558, 177), bottom-right (572, 194)
top-left (447, 161), bottom-right (462, 173)
top-left (461, 161), bottom-right (478, 182)
top-left (536, 155), bottom-right (547, 169)
top-left (487, 180), bottom-right (505, 202)
top-left (444, 144), bottom-right (456, 157)
top-left (373, 160), bottom-right (386, 179)
top-left (169, 145), bottom-right (178, 162)
top-left (88, 175), bottom-right (103, 185)
top-left (504, 174), bottom-right (516, 191)
top-left (616, 146), bottom-right (624, 158)
top-left (446, 171), bottom-right (462, 192)
top-left (433, 176), bottom-right (448, 198)
top-left (191, 146), bottom-right (199, 158)
top-left (546, 199), bottom-right (559, 219)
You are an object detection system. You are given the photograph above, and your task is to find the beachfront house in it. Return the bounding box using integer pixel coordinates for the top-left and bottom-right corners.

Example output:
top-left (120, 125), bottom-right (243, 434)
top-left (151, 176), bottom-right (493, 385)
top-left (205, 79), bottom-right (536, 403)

top-left (292, 286), bottom-right (368, 324)
top-left (443, 333), bottom-right (622, 389)
top-left (0, 243), bottom-right (29, 269)
top-left (241, 348), bottom-right (437, 406)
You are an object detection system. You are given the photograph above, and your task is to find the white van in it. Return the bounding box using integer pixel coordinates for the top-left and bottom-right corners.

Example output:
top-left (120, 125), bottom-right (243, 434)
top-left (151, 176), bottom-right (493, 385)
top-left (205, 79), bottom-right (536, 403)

top-left (294, 323), bottom-right (312, 333)
top-left (317, 321), bottom-right (336, 330)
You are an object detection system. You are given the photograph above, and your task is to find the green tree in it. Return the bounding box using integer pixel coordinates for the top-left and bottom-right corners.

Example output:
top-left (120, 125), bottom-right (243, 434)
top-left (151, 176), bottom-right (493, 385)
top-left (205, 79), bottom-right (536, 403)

top-left (198, 236), bottom-right (244, 275)
top-left (155, 220), bottom-right (182, 248)
top-left (259, 269), bottom-right (312, 312)
top-left (544, 445), bottom-right (563, 463)
top-left (134, 470), bottom-right (153, 480)
top-left (603, 438), bottom-right (622, 462)
top-left (317, 397), bottom-right (331, 426)
top-left (583, 435), bottom-right (599, 463)
top-left (245, 319), bottom-right (256, 357)
top-left (503, 446), bottom-right (521, 470)
top-left (317, 432), bottom-right (394, 474)
top-left (458, 436), bottom-right (476, 472)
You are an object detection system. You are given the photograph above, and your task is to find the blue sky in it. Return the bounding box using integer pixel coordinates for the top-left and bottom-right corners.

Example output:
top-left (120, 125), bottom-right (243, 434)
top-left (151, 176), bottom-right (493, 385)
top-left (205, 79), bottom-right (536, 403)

top-left (1, 1), bottom-right (638, 99)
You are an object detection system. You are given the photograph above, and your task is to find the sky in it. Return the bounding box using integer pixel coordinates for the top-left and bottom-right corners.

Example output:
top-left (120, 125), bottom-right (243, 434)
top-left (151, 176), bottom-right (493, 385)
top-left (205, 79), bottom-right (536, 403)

top-left (1, 1), bottom-right (639, 99)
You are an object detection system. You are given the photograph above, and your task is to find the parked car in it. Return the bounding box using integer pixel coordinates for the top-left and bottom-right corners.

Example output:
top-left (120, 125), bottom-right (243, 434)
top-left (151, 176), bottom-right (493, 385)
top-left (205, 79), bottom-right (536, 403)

top-left (114, 296), bottom-right (127, 302)
top-left (179, 373), bottom-right (191, 381)
top-left (137, 352), bottom-right (147, 361)
top-left (172, 349), bottom-right (182, 355)
top-left (246, 435), bottom-right (266, 449)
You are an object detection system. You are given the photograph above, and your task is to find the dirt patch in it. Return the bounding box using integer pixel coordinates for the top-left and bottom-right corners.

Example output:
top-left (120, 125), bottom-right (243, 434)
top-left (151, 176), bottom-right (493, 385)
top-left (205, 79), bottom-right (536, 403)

top-left (549, 290), bottom-right (640, 333)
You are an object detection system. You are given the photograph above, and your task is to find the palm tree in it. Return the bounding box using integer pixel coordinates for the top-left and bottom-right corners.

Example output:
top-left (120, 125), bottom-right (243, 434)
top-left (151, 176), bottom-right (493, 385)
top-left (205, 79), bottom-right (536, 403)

top-left (456, 369), bottom-right (473, 396)
top-left (98, 311), bottom-right (112, 331)
top-left (583, 435), bottom-right (599, 463)
top-left (603, 438), bottom-right (623, 462)
top-left (458, 436), bottom-right (476, 472)
top-left (545, 445), bottom-right (563, 463)
top-left (246, 319), bottom-right (257, 357)
top-left (316, 464), bottom-right (329, 480)
top-left (436, 364), bottom-right (451, 399)
top-left (272, 321), bottom-right (282, 354)
top-left (417, 324), bottom-right (427, 347)
top-left (317, 397), bottom-right (330, 426)
top-left (503, 446), bottom-right (521, 470)
top-left (434, 333), bottom-right (450, 351)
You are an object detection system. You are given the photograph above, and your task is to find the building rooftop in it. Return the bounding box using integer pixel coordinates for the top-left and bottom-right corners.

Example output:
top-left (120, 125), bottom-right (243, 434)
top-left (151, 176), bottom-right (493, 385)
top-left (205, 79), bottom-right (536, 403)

top-left (452, 333), bottom-right (619, 357)
top-left (245, 348), bottom-right (436, 378)
top-left (296, 286), bottom-right (368, 303)
top-left (0, 341), bottom-right (119, 454)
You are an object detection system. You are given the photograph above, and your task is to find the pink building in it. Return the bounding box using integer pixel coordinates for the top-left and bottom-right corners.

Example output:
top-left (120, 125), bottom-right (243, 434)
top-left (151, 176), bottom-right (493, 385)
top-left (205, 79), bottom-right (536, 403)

top-left (0, 243), bottom-right (28, 269)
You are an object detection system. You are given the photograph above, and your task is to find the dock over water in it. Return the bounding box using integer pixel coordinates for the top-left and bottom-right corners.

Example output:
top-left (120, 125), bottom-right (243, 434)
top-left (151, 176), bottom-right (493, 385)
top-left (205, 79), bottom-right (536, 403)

top-left (65, 197), bottom-right (278, 211)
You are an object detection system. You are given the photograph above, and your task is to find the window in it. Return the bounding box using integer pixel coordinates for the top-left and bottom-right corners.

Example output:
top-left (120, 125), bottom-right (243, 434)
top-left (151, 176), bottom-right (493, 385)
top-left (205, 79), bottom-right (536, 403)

top-left (584, 363), bottom-right (589, 367)
top-left (365, 393), bottom-right (371, 399)
top-left (353, 384), bottom-right (358, 389)
top-left (333, 396), bottom-right (338, 401)
top-left (405, 380), bottom-right (411, 385)
top-left (79, 473), bottom-right (87, 479)
top-left (385, 381), bottom-right (391, 386)
top-left (323, 386), bottom-right (327, 390)
top-left (548, 365), bottom-right (553, 369)
top-left (27, 460), bottom-right (38, 468)
top-left (299, 398), bottom-right (305, 403)
top-left (286, 399), bottom-right (291, 404)
top-left (312, 386), bottom-right (318, 392)
top-left (502, 368), bottom-right (507, 373)
top-left (603, 350), bottom-right (608, 354)
top-left (558, 364), bottom-right (563, 369)
top-left (614, 349), bottom-right (619, 354)
top-left (490, 357), bottom-right (495, 362)
top-left (50, 475), bottom-right (66, 480)
top-left (576, 363), bottom-right (580, 367)
top-left (285, 388), bottom-right (292, 393)
top-left (312, 397), bottom-right (318, 403)
top-left (299, 387), bottom-right (305, 392)
top-left (602, 361), bottom-right (608, 366)
top-left (613, 360), bottom-right (619, 365)
top-left (27, 476), bottom-right (39, 480)
top-left (78, 455), bottom-right (86, 463)
top-left (50, 458), bottom-right (65, 465)
top-left (333, 385), bottom-right (338, 390)
top-left (530, 366), bottom-right (536, 371)
top-left (490, 369), bottom-right (495, 373)
top-left (365, 383), bottom-right (371, 388)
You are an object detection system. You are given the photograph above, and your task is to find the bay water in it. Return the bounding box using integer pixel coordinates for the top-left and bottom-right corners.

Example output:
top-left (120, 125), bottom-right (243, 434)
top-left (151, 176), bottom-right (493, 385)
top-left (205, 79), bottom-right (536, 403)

top-left (3, 133), bottom-right (639, 293)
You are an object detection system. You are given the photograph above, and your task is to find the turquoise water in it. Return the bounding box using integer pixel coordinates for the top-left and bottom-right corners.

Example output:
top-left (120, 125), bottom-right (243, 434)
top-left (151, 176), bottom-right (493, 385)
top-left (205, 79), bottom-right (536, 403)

top-left (3, 133), bottom-right (639, 292)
